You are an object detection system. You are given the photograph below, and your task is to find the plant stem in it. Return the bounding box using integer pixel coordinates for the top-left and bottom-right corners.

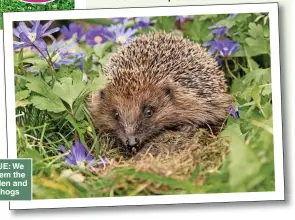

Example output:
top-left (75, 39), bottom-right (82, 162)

top-left (68, 110), bottom-right (79, 141)
top-left (45, 49), bottom-right (56, 71)
top-left (45, 49), bottom-right (56, 85)
top-left (32, 44), bottom-right (54, 83)
top-left (225, 58), bottom-right (237, 79)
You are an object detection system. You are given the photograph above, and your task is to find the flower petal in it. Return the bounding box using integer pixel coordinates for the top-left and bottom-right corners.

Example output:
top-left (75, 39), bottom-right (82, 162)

top-left (13, 28), bottom-right (21, 38)
top-left (34, 39), bottom-right (47, 50)
top-left (19, 22), bottom-right (30, 36)
top-left (42, 20), bottom-right (54, 32)
top-left (43, 27), bottom-right (60, 36)
top-left (31, 20), bottom-right (40, 35)
top-left (61, 25), bottom-right (71, 38)
top-left (71, 140), bottom-right (88, 162)
top-left (19, 32), bottom-right (32, 44)
top-left (13, 42), bottom-right (27, 50)
top-left (65, 156), bottom-right (77, 166)
top-left (58, 145), bottom-right (67, 153)
top-left (202, 40), bottom-right (214, 47)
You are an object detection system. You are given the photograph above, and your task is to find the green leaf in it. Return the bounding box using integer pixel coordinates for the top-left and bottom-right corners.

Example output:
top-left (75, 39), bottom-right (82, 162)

top-left (235, 14), bottom-right (252, 23)
top-left (237, 87), bottom-right (253, 102)
top-left (245, 39), bottom-right (269, 56)
top-left (29, 96), bottom-right (66, 113)
top-left (261, 84), bottom-right (272, 96)
top-left (222, 124), bottom-right (261, 191)
top-left (22, 57), bottom-right (48, 68)
top-left (245, 23), bottom-right (270, 56)
top-left (155, 16), bottom-right (175, 32)
top-left (247, 57), bottom-right (260, 71)
top-left (25, 75), bottom-right (66, 113)
top-left (82, 55), bottom-right (93, 73)
top-left (216, 18), bottom-right (236, 28)
top-left (251, 86), bottom-right (261, 107)
top-left (53, 74), bottom-right (85, 109)
top-left (230, 78), bottom-right (244, 94)
top-left (244, 68), bottom-right (271, 85)
top-left (183, 17), bottom-right (212, 43)
top-left (248, 23), bottom-right (264, 39)
top-left (15, 90), bottom-right (30, 100)
top-left (53, 70), bottom-right (109, 110)
top-left (98, 52), bottom-right (113, 67)
top-left (82, 74), bottom-right (109, 96)
top-left (15, 90), bottom-right (31, 108)
top-left (94, 41), bottom-right (114, 59)
top-left (65, 114), bottom-right (86, 147)
top-left (74, 104), bottom-right (85, 121)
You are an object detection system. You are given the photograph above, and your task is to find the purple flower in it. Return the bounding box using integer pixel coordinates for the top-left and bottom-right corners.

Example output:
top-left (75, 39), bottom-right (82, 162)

top-left (215, 38), bottom-right (240, 57)
top-left (135, 17), bottom-right (151, 28)
top-left (58, 140), bottom-right (108, 168)
top-left (40, 39), bottom-right (85, 69)
top-left (203, 38), bottom-right (240, 57)
top-left (54, 52), bottom-right (85, 70)
top-left (203, 40), bottom-right (218, 55)
top-left (227, 105), bottom-right (240, 119)
top-left (85, 26), bottom-right (108, 46)
top-left (61, 23), bottom-right (84, 41)
top-left (13, 20), bottom-right (58, 50)
top-left (209, 25), bottom-right (228, 38)
top-left (107, 18), bottom-right (137, 45)
top-left (29, 20), bottom-right (60, 37)
top-left (215, 55), bottom-right (223, 66)
top-left (175, 15), bottom-right (194, 23)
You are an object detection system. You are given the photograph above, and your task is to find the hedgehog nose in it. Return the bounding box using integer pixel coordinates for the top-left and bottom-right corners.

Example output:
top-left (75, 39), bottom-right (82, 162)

top-left (126, 136), bottom-right (139, 147)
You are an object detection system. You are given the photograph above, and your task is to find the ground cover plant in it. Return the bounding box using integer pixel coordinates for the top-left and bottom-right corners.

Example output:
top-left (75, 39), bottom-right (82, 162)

top-left (0, 0), bottom-right (75, 29)
top-left (12, 13), bottom-right (275, 199)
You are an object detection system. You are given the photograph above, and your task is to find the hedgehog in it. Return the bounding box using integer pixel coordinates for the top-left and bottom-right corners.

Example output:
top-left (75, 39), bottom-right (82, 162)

top-left (88, 32), bottom-right (233, 155)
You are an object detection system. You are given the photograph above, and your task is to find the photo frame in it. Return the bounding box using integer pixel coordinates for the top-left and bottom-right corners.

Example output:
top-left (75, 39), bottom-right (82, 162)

top-left (3, 3), bottom-right (284, 210)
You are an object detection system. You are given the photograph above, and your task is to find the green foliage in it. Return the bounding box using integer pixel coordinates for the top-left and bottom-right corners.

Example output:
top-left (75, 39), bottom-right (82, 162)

top-left (0, 0), bottom-right (74, 12)
top-left (14, 13), bottom-right (275, 199)
top-left (0, 0), bottom-right (75, 30)
top-left (23, 69), bottom-right (108, 113)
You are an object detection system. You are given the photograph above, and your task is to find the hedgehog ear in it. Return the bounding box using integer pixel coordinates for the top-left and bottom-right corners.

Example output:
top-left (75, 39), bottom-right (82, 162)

top-left (164, 87), bottom-right (173, 99)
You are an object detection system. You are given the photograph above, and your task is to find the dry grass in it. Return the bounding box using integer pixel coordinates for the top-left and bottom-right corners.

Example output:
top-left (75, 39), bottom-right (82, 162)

top-left (94, 128), bottom-right (229, 183)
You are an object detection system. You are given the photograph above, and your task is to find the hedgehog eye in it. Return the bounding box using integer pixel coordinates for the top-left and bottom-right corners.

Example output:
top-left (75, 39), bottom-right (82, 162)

top-left (143, 107), bottom-right (153, 118)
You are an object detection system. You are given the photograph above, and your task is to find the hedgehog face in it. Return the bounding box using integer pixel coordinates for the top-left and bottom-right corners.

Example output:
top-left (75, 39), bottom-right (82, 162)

top-left (96, 83), bottom-right (177, 150)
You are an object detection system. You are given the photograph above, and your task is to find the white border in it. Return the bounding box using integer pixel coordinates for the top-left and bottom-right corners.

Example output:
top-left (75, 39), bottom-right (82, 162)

top-left (75, 0), bottom-right (86, 9)
top-left (3, 3), bottom-right (284, 210)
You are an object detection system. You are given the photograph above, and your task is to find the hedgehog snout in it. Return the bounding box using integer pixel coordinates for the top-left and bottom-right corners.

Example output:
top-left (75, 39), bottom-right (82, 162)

top-left (125, 136), bottom-right (139, 148)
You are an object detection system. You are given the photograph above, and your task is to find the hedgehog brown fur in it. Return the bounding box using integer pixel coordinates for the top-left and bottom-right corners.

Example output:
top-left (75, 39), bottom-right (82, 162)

top-left (88, 32), bottom-right (233, 154)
